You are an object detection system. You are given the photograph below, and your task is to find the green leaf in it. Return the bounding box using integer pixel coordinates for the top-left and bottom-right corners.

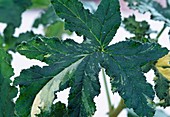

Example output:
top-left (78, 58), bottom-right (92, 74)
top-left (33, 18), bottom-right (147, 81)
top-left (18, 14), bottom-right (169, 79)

top-left (16, 39), bottom-right (168, 117)
top-left (51, 0), bottom-right (121, 47)
top-left (17, 36), bottom-right (93, 65)
top-left (15, 0), bottom-right (168, 116)
top-left (36, 101), bottom-right (68, 117)
top-left (125, 0), bottom-right (170, 26)
top-left (15, 36), bottom-right (101, 117)
top-left (0, 0), bottom-right (32, 27)
top-left (0, 48), bottom-right (17, 117)
top-left (66, 53), bottom-right (102, 117)
top-left (101, 41), bottom-right (168, 117)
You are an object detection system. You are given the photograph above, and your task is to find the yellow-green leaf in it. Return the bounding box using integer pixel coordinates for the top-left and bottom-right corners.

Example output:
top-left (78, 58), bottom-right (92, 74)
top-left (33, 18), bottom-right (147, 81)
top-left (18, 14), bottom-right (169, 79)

top-left (156, 53), bottom-right (170, 80)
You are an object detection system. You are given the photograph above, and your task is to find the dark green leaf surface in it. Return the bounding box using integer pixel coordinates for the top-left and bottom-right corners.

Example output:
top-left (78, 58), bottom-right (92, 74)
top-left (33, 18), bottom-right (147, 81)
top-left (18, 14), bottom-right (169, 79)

top-left (0, 0), bottom-right (32, 27)
top-left (15, 0), bottom-right (168, 116)
top-left (0, 48), bottom-right (17, 117)
top-left (51, 0), bottom-right (121, 47)
top-left (67, 53), bottom-right (101, 117)
top-left (102, 41), bottom-right (168, 117)
top-left (125, 0), bottom-right (170, 26)
top-left (17, 36), bottom-right (93, 65)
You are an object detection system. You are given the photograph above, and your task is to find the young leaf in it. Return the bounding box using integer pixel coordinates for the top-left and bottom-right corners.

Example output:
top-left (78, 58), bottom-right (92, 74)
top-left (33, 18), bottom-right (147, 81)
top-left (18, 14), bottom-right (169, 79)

top-left (125, 0), bottom-right (170, 26)
top-left (123, 15), bottom-right (153, 43)
top-left (15, 0), bottom-right (168, 116)
top-left (0, 48), bottom-right (17, 117)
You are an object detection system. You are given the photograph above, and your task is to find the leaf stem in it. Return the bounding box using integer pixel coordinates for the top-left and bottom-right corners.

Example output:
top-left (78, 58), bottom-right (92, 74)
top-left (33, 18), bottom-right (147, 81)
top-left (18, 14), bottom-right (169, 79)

top-left (109, 98), bottom-right (126, 117)
top-left (155, 24), bottom-right (166, 42)
top-left (102, 68), bottom-right (113, 111)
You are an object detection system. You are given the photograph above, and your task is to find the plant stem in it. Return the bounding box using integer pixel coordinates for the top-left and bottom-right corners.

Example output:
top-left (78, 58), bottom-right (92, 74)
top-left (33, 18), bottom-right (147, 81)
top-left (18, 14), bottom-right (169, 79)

top-left (156, 24), bottom-right (166, 42)
top-left (102, 68), bottom-right (113, 111)
top-left (101, 69), bottom-right (126, 117)
top-left (109, 98), bottom-right (126, 117)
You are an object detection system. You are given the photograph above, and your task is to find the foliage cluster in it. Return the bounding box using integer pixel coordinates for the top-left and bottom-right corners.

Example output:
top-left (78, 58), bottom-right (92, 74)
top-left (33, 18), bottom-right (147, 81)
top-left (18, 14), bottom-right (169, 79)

top-left (0, 0), bottom-right (170, 117)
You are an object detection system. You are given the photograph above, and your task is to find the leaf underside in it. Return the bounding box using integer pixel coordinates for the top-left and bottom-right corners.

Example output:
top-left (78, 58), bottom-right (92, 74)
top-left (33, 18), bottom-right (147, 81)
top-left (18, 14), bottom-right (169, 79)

top-left (15, 0), bottom-right (168, 117)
